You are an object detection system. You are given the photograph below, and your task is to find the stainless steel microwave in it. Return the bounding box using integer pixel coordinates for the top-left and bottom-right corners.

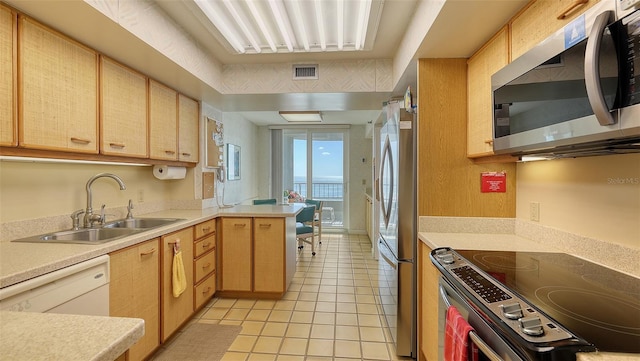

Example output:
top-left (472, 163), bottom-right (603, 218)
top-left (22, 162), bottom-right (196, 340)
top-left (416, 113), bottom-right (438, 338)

top-left (492, 0), bottom-right (640, 158)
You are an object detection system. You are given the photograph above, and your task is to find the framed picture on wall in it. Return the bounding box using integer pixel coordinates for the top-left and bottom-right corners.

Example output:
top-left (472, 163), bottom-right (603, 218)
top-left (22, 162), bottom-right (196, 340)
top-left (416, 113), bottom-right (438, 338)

top-left (227, 143), bottom-right (241, 180)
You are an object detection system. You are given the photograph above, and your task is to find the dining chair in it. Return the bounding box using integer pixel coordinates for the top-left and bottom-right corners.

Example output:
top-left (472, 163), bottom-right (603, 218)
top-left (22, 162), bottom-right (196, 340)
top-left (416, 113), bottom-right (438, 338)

top-left (296, 205), bottom-right (317, 256)
top-left (304, 199), bottom-right (323, 244)
top-left (253, 198), bottom-right (277, 205)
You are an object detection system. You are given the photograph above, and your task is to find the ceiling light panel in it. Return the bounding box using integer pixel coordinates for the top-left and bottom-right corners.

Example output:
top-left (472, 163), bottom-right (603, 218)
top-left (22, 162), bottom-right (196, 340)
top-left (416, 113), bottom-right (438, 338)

top-left (193, 0), bottom-right (383, 54)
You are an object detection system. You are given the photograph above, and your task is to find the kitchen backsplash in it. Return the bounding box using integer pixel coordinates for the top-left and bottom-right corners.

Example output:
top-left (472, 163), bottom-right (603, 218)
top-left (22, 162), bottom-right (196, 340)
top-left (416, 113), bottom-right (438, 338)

top-left (420, 216), bottom-right (640, 278)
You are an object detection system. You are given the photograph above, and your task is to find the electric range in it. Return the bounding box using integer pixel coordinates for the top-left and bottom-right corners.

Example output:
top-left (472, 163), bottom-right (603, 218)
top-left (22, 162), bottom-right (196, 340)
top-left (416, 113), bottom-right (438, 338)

top-left (456, 249), bottom-right (640, 354)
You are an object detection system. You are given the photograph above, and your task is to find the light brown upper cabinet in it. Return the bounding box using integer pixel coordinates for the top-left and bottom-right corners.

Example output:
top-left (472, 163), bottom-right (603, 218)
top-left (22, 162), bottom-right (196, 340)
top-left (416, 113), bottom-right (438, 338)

top-left (150, 80), bottom-right (178, 161)
top-left (178, 94), bottom-right (199, 163)
top-left (511, 0), bottom-right (600, 59)
top-left (100, 56), bottom-right (148, 158)
top-left (0, 4), bottom-right (16, 147)
top-left (467, 27), bottom-right (509, 158)
top-left (18, 15), bottom-right (98, 153)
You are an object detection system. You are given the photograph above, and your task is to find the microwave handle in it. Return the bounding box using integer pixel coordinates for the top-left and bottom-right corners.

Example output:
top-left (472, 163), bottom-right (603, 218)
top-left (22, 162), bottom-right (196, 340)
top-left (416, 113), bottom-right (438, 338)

top-left (585, 10), bottom-right (616, 126)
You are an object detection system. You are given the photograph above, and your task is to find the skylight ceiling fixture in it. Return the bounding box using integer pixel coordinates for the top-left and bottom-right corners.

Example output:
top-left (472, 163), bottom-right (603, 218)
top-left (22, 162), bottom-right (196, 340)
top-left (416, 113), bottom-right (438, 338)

top-left (193, 0), bottom-right (381, 54)
top-left (279, 111), bottom-right (323, 122)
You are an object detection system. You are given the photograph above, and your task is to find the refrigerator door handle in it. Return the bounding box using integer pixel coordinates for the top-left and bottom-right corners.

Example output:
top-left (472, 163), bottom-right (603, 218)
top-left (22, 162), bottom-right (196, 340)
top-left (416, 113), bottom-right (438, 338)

top-left (379, 246), bottom-right (397, 270)
top-left (379, 136), bottom-right (394, 228)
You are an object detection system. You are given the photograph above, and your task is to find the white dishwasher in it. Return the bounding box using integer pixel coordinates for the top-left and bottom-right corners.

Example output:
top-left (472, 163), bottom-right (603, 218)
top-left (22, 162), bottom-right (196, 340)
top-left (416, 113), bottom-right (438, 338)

top-left (0, 255), bottom-right (110, 315)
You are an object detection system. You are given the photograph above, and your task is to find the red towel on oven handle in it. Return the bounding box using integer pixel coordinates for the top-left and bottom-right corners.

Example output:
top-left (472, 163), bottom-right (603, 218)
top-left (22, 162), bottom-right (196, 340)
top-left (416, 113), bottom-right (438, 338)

top-left (444, 305), bottom-right (479, 361)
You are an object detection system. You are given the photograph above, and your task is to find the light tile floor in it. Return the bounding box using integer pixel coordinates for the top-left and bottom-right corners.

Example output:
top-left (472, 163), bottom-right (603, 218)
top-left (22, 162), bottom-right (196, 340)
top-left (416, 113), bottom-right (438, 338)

top-left (160, 232), bottom-right (413, 361)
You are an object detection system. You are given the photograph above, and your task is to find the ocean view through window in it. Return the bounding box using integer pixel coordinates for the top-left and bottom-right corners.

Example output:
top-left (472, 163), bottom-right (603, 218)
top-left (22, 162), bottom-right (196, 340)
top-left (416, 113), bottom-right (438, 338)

top-left (283, 129), bottom-right (347, 228)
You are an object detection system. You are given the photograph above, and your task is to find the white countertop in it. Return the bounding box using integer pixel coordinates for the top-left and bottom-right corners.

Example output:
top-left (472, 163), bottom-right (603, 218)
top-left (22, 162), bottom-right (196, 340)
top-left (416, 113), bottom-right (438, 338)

top-left (418, 232), bottom-right (563, 253)
top-left (0, 311), bottom-right (144, 361)
top-left (0, 204), bottom-right (303, 288)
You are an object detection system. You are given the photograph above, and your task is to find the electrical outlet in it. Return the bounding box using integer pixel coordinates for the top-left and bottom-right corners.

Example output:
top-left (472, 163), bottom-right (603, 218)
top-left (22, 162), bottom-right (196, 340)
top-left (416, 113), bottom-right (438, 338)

top-left (137, 189), bottom-right (144, 203)
top-left (530, 202), bottom-right (540, 222)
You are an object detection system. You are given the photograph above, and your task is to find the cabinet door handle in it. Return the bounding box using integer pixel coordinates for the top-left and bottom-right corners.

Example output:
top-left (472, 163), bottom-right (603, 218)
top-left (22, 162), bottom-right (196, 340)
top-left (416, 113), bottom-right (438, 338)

top-left (109, 142), bottom-right (125, 149)
top-left (164, 150), bottom-right (176, 155)
top-left (557, 0), bottom-right (588, 19)
top-left (140, 247), bottom-right (157, 256)
top-left (181, 152), bottom-right (191, 157)
top-left (70, 137), bottom-right (91, 144)
top-left (484, 139), bottom-right (493, 145)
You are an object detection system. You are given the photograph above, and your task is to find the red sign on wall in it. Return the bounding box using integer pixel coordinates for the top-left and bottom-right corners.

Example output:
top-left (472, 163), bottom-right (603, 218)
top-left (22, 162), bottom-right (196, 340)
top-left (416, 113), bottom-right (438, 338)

top-left (481, 172), bottom-right (506, 193)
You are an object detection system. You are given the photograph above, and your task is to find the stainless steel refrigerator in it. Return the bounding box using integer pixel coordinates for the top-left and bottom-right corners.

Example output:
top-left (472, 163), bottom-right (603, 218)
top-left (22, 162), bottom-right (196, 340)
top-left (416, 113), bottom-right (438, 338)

top-left (377, 100), bottom-right (416, 358)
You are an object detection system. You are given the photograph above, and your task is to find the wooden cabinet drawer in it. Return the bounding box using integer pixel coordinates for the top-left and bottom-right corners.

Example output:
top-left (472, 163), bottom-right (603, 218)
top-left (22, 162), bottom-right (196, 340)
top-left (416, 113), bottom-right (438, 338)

top-left (194, 234), bottom-right (215, 258)
top-left (194, 272), bottom-right (216, 310)
top-left (195, 219), bottom-right (216, 239)
top-left (194, 250), bottom-right (215, 284)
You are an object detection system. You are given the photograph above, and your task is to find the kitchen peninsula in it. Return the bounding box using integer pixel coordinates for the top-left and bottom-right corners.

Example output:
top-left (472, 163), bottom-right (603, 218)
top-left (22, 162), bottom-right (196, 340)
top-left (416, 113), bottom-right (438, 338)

top-left (0, 203), bottom-right (303, 361)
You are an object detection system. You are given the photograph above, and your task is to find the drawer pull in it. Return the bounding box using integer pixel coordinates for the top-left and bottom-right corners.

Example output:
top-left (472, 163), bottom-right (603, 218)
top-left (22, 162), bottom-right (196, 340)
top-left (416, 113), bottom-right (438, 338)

top-left (201, 226), bottom-right (211, 232)
top-left (182, 152), bottom-right (191, 157)
top-left (557, 0), bottom-right (588, 19)
top-left (202, 263), bottom-right (211, 269)
top-left (202, 287), bottom-right (212, 295)
top-left (109, 142), bottom-right (126, 149)
top-left (259, 223), bottom-right (272, 228)
top-left (202, 242), bottom-right (212, 249)
top-left (234, 223), bottom-right (247, 227)
top-left (484, 139), bottom-right (493, 145)
top-left (140, 248), bottom-right (156, 256)
top-left (70, 137), bottom-right (91, 144)
top-left (165, 150), bottom-right (176, 155)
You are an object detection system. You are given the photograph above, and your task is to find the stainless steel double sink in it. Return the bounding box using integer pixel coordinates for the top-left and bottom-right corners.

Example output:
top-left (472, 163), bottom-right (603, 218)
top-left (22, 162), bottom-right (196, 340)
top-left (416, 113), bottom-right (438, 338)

top-left (12, 218), bottom-right (184, 245)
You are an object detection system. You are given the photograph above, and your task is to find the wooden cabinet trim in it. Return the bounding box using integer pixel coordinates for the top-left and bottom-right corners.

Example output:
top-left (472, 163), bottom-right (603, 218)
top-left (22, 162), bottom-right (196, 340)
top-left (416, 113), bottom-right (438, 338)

top-left (0, 5), bottom-right (17, 147)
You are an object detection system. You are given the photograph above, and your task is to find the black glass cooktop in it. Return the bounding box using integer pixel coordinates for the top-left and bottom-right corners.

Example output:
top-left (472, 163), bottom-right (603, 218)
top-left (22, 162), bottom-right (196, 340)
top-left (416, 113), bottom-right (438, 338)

top-left (457, 250), bottom-right (640, 354)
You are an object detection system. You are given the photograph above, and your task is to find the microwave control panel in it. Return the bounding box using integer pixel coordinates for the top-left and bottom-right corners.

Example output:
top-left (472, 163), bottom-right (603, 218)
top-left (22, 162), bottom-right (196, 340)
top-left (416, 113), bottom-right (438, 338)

top-left (620, 0), bottom-right (640, 11)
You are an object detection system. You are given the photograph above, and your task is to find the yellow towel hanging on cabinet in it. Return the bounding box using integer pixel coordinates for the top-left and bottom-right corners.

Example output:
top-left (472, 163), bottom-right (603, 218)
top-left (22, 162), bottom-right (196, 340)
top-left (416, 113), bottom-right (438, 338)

top-left (172, 239), bottom-right (187, 297)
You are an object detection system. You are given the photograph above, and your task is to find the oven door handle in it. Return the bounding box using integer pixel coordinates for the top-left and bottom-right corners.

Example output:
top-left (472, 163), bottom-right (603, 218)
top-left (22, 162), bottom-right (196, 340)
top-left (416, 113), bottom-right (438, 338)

top-left (439, 284), bottom-right (505, 361)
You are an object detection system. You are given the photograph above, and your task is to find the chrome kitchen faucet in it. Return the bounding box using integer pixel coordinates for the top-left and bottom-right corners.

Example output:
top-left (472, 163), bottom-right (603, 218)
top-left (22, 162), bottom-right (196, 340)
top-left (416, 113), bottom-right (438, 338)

top-left (83, 173), bottom-right (126, 228)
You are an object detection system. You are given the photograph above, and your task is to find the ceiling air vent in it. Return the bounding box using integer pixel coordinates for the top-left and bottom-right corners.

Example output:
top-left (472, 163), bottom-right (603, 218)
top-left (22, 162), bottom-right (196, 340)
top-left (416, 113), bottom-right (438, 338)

top-left (293, 64), bottom-right (318, 80)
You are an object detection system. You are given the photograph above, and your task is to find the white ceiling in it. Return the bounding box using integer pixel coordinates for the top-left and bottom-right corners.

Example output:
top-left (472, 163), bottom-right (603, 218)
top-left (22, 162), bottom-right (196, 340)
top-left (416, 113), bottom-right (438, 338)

top-left (6, 0), bottom-right (529, 127)
top-left (154, 0), bottom-right (529, 126)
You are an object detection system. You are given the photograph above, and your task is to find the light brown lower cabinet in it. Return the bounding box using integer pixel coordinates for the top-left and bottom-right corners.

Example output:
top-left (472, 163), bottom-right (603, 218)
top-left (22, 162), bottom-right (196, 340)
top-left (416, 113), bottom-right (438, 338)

top-left (161, 227), bottom-right (194, 342)
top-left (219, 217), bottom-right (252, 292)
top-left (419, 242), bottom-right (440, 361)
top-left (218, 217), bottom-right (294, 298)
top-left (109, 238), bottom-right (160, 361)
top-left (253, 218), bottom-right (285, 293)
top-left (193, 219), bottom-right (217, 310)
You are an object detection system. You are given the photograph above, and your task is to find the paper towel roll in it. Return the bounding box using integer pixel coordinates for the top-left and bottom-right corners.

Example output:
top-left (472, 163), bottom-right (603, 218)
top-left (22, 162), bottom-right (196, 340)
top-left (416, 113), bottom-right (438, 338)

top-left (153, 165), bottom-right (186, 180)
